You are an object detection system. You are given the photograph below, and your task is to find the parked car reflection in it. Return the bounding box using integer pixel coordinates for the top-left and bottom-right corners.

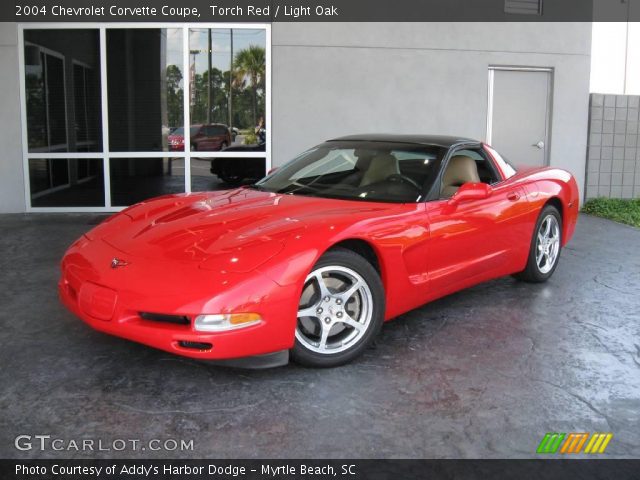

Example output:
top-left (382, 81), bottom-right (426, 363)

top-left (210, 140), bottom-right (266, 186)
top-left (168, 124), bottom-right (232, 152)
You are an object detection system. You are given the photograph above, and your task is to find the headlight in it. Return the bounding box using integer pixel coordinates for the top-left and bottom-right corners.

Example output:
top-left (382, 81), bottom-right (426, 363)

top-left (194, 313), bottom-right (262, 332)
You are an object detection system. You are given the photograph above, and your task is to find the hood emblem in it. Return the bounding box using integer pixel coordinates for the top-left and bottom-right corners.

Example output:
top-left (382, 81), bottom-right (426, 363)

top-left (111, 258), bottom-right (130, 269)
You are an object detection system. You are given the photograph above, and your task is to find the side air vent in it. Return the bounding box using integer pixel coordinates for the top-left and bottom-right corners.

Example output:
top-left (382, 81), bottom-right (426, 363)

top-left (139, 312), bottom-right (190, 325)
top-left (178, 341), bottom-right (213, 350)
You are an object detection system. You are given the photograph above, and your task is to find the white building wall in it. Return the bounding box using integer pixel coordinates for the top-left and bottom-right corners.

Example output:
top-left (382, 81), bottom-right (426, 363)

top-left (591, 22), bottom-right (640, 95)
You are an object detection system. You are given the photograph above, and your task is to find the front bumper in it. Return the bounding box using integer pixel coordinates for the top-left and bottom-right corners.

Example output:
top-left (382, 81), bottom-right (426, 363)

top-left (58, 239), bottom-right (297, 364)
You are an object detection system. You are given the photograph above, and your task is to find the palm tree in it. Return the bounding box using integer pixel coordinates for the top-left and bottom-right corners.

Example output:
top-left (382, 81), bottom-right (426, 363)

top-left (232, 45), bottom-right (265, 128)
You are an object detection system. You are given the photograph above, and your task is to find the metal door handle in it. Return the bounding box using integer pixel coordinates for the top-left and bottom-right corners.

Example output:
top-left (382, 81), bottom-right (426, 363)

top-left (532, 141), bottom-right (545, 149)
top-left (507, 192), bottom-right (520, 201)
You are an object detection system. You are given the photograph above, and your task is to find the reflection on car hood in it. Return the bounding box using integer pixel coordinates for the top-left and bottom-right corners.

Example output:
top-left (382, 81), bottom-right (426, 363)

top-left (100, 188), bottom-right (393, 263)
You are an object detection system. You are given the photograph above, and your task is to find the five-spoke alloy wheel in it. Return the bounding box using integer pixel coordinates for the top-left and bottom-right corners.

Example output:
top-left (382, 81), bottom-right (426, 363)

top-left (536, 214), bottom-right (560, 274)
top-left (515, 204), bottom-right (563, 283)
top-left (292, 248), bottom-right (384, 367)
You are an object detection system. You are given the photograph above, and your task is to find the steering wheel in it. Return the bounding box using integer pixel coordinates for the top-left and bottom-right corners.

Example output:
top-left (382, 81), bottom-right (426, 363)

top-left (386, 173), bottom-right (421, 190)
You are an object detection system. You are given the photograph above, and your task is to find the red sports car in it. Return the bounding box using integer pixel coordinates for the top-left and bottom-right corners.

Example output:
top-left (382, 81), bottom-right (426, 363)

top-left (59, 135), bottom-right (579, 368)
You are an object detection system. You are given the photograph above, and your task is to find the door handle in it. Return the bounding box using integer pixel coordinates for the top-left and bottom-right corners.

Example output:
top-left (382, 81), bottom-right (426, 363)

top-left (507, 192), bottom-right (520, 201)
top-left (532, 141), bottom-right (545, 149)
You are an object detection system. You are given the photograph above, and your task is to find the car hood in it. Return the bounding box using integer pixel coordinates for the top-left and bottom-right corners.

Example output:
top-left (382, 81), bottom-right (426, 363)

top-left (93, 188), bottom-right (394, 267)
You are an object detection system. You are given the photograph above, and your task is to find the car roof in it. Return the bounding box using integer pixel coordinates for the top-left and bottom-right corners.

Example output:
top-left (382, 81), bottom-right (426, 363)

top-left (327, 134), bottom-right (478, 148)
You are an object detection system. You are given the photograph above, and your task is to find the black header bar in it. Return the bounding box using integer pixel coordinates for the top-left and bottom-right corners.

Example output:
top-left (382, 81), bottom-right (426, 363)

top-left (4, 0), bottom-right (640, 23)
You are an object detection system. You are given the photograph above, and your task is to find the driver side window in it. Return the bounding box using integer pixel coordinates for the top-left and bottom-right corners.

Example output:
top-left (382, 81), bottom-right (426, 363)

top-left (440, 148), bottom-right (501, 198)
top-left (454, 149), bottom-right (501, 185)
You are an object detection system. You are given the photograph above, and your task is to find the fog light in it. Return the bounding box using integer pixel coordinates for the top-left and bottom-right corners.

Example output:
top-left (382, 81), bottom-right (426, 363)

top-left (194, 313), bottom-right (262, 332)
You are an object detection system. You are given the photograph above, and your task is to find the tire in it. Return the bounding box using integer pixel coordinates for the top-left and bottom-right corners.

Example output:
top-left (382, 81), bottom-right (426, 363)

top-left (291, 248), bottom-right (385, 368)
top-left (219, 167), bottom-right (244, 186)
top-left (191, 143), bottom-right (198, 152)
top-left (514, 204), bottom-right (562, 283)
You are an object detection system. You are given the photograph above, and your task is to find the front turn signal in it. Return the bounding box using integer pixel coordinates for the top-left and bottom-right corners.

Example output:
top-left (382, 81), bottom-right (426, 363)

top-left (194, 313), bottom-right (262, 332)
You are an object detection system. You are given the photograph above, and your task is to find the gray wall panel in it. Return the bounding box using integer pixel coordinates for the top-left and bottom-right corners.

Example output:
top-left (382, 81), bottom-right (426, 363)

top-left (0, 22), bottom-right (25, 213)
top-left (586, 93), bottom-right (640, 199)
top-left (272, 22), bottom-right (592, 55)
top-left (272, 22), bottom-right (591, 200)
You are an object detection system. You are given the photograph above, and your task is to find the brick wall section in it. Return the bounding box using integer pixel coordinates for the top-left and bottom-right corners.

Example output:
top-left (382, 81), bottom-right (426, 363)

top-left (586, 94), bottom-right (640, 199)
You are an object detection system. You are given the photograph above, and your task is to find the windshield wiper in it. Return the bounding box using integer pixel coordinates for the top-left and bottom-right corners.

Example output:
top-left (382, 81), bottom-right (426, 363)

top-left (276, 181), bottom-right (323, 195)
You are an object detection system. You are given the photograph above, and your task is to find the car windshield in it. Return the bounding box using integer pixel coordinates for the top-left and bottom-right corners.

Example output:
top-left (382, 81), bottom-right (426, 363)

top-left (171, 127), bottom-right (200, 136)
top-left (253, 141), bottom-right (447, 203)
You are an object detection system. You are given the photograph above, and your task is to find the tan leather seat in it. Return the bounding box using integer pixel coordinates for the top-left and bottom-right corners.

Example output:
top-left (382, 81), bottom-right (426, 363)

top-left (441, 155), bottom-right (481, 198)
top-left (360, 153), bottom-right (400, 187)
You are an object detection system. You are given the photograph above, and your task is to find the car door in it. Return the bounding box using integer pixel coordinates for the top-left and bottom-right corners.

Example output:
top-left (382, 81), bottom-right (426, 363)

top-left (424, 146), bottom-right (529, 294)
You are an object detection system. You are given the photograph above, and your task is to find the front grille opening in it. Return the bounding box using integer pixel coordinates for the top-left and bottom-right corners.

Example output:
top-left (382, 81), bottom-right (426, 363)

top-left (178, 341), bottom-right (213, 350)
top-left (139, 312), bottom-right (190, 326)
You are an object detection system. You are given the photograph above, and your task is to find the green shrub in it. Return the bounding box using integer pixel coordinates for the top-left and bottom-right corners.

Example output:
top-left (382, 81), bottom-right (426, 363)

top-left (582, 197), bottom-right (640, 228)
top-left (243, 132), bottom-right (258, 145)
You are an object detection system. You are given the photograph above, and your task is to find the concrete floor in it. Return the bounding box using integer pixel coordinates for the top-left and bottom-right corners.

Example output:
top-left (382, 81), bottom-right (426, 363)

top-left (0, 213), bottom-right (638, 459)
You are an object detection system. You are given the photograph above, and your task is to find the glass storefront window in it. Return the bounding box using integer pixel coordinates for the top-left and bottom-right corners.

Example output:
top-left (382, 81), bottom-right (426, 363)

top-left (191, 156), bottom-right (266, 191)
top-left (22, 25), bottom-right (269, 211)
top-left (109, 158), bottom-right (185, 206)
top-left (189, 28), bottom-right (266, 151)
top-left (29, 158), bottom-right (105, 207)
top-left (24, 29), bottom-right (102, 153)
top-left (107, 28), bottom-right (184, 152)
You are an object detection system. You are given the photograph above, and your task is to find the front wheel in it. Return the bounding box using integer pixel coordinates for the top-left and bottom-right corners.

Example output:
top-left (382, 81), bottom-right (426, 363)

top-left (514, 204), bottom-right (562, 283)
top-left (292, 248), bottom-right (384, 368)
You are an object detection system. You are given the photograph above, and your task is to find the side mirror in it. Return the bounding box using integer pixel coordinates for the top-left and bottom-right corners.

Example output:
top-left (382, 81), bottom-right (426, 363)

top-left (447, 182), bottom-right (492, 206)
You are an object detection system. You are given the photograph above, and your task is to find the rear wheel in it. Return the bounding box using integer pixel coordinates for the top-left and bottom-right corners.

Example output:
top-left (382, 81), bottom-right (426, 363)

top-left (291, 248), bottom-right (384, 368)
top-left (514, 204), bottom-right (562, 283)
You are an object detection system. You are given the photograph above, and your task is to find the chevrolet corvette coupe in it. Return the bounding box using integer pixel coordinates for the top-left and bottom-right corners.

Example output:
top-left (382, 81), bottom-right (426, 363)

top-left (59, 135), bottom-right (579, 368)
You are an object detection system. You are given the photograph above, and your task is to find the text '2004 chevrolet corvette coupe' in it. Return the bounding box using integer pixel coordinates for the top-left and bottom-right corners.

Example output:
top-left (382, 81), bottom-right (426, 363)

top-left (59, 135), bottom-right (579, 368)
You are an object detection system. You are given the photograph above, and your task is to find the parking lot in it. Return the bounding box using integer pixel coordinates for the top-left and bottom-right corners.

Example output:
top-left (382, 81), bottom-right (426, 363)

top-left (0, 213), bottom-right (638, 458)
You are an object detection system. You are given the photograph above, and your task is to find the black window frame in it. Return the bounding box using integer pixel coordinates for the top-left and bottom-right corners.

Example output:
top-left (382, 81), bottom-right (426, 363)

top-left (427, 142), bottom-right (505, 201)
